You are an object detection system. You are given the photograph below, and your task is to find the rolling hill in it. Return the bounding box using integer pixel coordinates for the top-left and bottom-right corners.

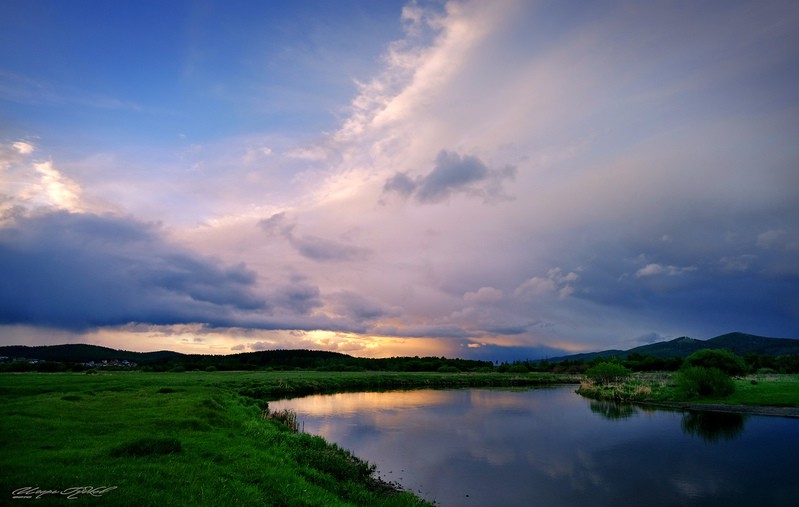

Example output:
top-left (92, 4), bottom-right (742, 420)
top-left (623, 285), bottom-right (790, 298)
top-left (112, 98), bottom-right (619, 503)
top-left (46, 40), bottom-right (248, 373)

top-left (1, 332), bottom-right (797, 368)
top-left (549, 332), bottom-right (799, 363)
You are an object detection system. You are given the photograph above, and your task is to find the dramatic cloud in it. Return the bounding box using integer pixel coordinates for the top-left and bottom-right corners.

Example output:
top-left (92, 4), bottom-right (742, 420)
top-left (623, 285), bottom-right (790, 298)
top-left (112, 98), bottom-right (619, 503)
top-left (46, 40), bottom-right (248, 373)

top-left (0, 211), bottom-right (266, 330)
top-left (1, 1), bottom-right (798, 357)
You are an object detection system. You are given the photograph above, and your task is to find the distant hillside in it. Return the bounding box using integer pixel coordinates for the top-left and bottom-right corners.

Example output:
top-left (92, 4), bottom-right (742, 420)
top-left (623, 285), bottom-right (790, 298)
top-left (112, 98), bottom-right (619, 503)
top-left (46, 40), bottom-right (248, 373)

top-left (3, 332), bottom-right (796, 370)
top-left (550, 332), bottom-right (799, 363)
top-left (0, 344), bottom-right (183, 363)
top-left (0, 344), bottom-right (493, 372)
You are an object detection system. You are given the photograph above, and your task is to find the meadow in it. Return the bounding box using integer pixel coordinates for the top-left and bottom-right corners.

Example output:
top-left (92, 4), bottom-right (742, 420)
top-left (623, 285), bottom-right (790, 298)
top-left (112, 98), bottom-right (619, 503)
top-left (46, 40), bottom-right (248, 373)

top-left (577, 371), bottom-right (799, 411)
top-left (0, 371), bottom-right (567, 506)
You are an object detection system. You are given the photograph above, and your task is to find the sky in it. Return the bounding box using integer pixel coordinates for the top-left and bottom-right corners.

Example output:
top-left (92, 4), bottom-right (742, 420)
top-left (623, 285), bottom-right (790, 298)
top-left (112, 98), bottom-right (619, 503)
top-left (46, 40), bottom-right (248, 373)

top-left (1, 0), bottom-right (798, 360)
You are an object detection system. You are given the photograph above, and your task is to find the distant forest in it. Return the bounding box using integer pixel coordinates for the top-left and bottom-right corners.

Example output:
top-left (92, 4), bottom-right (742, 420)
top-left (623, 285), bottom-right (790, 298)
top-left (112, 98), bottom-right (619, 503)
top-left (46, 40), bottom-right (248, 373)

top-left (2, 332), bottom-right (799, 374)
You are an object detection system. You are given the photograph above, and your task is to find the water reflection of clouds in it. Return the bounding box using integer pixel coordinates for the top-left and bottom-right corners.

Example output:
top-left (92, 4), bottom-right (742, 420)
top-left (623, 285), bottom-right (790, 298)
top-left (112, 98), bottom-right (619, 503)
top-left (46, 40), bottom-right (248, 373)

top-left (274, 390), bottom-right (454, 417)
top-left (272, 388), bottom-right (798, 506)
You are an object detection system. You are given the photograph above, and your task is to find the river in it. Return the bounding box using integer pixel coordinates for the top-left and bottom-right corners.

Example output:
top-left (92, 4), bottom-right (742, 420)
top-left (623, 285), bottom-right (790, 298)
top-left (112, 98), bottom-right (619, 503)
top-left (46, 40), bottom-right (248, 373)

top-left (269, 385), bottom-right (799, 506)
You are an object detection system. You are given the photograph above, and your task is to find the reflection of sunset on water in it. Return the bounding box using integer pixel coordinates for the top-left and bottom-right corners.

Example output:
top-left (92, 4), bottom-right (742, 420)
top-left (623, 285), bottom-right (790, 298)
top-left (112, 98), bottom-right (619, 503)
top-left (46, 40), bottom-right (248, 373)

top-left (271, 387), bottom-right (799, 506)
top-left (274, 390), bottom-right (455, 417)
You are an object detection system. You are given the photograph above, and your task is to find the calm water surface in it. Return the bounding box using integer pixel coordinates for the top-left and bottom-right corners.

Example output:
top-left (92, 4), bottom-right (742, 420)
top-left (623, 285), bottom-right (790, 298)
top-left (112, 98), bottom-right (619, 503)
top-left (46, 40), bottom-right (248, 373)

top-left (270, 386), bottom-right (799, 506)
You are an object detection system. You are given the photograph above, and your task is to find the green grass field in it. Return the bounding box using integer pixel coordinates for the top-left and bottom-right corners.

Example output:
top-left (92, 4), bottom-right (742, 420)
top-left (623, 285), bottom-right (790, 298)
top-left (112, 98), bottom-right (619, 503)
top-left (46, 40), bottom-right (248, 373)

top-left (0, 371), bottom-right (567, 506)
top-left (577, 371), bottom-right (799, 408)
top-left (695, 374), bottom-right (799, 407)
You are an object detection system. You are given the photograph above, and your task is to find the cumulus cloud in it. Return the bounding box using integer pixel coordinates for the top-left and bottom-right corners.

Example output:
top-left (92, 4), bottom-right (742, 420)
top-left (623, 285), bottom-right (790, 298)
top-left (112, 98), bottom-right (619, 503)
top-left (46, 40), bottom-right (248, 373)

top-left (382, 172), bottom-right (417, 198)
top-left (13, 141), bottom-right (34, 155)
top-left (464, 287), bottom-right (504, 304)
top-left (258, 212), bottom-right (289, 234)
top-left (515, 268), bottom-right (580, 301)
top-left (635, 263), bottom-right (697, 278)
top-left (0, 140), bottom-right (89, 214)
top-left (382, 150), bottom-right (516, 204)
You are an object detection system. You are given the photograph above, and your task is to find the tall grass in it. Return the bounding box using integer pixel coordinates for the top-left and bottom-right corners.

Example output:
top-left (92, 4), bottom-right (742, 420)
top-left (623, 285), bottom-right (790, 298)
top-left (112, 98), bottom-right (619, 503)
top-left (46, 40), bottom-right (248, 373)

top-left (263, 406), bottom-right (301, 433)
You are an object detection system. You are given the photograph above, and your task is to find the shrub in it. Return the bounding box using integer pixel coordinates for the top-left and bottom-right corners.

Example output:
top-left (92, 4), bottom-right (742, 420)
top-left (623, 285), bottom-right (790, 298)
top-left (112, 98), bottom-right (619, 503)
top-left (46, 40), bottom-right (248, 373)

top-left (437, 365), bottom-right (460, 373)
top-left (205, 366), bottom-right (217, 372)
top-left (683, 349), bottom-right (748, 376)
top-left (676, 366), bottom-right (735, 398)
top-left (508, 364), bottom-right (529, 373)
top-left (585, 362), bottom-right (631, 385)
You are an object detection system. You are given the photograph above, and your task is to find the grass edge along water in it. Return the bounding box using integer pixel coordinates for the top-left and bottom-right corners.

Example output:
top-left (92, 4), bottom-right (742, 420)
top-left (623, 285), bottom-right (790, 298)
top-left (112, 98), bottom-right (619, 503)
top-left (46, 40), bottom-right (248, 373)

top-left (0, 370), bottom-right (572, 506)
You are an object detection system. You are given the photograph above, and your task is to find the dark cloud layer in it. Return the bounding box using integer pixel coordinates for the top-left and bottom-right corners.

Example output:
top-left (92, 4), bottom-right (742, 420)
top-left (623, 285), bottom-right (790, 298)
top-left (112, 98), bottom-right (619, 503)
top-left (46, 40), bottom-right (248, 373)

top-left (0, 211), bottom-right (266, 331)
top-left (556, 220), bottom-right (799, 339)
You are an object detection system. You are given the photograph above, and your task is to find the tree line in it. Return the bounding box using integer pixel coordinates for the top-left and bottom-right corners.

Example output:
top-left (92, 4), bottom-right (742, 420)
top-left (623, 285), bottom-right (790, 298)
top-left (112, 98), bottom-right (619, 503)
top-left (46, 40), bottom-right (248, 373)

top-left (2, 346), bottom-right (798, 374)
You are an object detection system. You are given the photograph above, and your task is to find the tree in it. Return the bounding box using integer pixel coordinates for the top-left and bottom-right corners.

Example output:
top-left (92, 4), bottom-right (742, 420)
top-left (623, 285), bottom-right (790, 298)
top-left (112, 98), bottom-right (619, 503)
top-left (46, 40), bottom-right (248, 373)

top-left (585, 362), bottom-right (631, 385)
top-left (676, 366), bottom-right (735, 398)
top-left (683, 349), bottom-right (748, 376)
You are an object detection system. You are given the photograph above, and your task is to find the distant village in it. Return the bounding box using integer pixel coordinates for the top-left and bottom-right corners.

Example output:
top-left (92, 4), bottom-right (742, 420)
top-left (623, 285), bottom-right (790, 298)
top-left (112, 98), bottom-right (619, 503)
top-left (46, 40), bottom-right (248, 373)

top-left (0, 356), bottom-right (137, 368)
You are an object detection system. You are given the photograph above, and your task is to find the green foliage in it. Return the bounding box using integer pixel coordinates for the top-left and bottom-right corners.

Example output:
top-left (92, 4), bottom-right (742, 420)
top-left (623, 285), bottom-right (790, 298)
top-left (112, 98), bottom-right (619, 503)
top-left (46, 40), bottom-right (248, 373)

top-left (683, 349), bottom-right (748, 376)
top-left (585, 362), bottom-right (631, 385)
top-left (675, 366), bottom-right (735, 398)
top-left (437, 365), bottom-right (460, 373)
top-left (508, 364), bottom-right (529, 373)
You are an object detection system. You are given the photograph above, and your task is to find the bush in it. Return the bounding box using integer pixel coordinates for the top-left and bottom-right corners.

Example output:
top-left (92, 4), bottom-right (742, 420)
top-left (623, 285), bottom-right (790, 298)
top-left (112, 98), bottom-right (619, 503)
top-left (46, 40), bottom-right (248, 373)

top-left (437, 365), bottom-right (460, 373)
top-left (676, 366), bottom-right (735, 398)
top-left (585, 362), bottom-right (631, 385)
top-left (508, 364), bottom-right (529, 373)
top-left (683, 349), bottom-right (748, 376)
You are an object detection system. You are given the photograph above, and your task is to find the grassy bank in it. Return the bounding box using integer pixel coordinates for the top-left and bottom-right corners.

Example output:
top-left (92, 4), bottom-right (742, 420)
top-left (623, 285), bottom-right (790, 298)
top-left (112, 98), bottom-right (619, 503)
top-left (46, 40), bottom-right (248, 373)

top-left (577, 371), bottom-right (799, 409)
top-left (0, 371), bottom-right (571, 506)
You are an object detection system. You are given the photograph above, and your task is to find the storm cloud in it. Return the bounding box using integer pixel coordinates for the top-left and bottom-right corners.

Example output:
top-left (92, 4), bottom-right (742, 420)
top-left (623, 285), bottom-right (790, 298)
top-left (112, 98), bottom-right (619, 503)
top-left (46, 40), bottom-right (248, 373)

top-left (0, 211), bottom-right (266, 330)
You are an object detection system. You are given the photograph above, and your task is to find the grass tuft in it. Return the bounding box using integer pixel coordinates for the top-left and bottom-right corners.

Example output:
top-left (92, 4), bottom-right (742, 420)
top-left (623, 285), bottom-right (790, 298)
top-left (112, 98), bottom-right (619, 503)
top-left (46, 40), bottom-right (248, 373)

top-left (264, 407), bottom-right (301, 433)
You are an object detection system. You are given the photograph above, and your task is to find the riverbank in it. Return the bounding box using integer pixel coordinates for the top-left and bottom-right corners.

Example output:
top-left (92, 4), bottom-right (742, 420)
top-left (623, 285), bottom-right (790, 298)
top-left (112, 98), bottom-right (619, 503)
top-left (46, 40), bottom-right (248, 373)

top-left (0, 371), bottom-right (574, 506)
top-left (637, 401), bottom-right (799, 418)
top-left (576, 372), bottom-right (799, 418)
